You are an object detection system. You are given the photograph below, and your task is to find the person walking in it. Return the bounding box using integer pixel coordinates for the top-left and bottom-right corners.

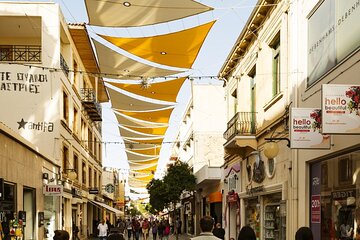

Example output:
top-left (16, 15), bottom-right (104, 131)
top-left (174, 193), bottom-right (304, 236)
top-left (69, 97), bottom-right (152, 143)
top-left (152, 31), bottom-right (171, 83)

top-left (190, 216), bottom-right (220, 240)
top-left (212, 223), bottom-right (225, 240)
top-left (163, 221), bottom-right (171, 240)
top-left (126, 219), bottom-right (132, 240)
top-left (142, 218), bottom-right (150, 240)
top-left (237, 226), bottom-right (256, 240)
top-left (295, 227), bottom-right (313, 240)
top-left (152, 220), bottom-right (158, 240)
top-left (53, 230), bottom-right (70, 240)
top-left (98, 220), bottom-right (108, 240)
top-left (158, 220), bottom-right (164, 240)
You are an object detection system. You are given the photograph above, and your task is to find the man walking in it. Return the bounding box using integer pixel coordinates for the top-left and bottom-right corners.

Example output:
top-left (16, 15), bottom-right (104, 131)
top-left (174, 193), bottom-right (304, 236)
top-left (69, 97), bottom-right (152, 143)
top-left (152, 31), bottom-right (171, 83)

top-left (190, 216), bottom-right (221, 240)
top-left (97, 220), bottom-right (108, 240)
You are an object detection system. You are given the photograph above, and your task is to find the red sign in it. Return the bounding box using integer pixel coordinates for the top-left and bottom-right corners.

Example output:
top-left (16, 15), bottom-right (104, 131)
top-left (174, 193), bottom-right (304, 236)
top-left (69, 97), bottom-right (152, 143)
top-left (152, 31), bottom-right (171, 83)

top-left (311, 195), bottom-right (321, 223)
top-left (227, 193), bottom-right (238, 203)
top-left (43, 184), bottom-right (63, 196)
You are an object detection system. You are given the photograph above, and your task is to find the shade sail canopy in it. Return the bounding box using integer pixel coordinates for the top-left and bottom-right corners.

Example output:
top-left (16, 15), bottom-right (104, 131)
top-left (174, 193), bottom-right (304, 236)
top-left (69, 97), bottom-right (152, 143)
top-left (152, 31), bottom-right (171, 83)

top-left (107, 87), bottom-right (174, 112)
top-left (124, 139), bottom-right (162, 155)
top-left (123, 136), bottom-right (164, 145)
top-left (93, 40), bottom-right (182, 79)
top-left (100, 21), bottom-right (216, 68)
top-left (106, 77), bottom-right (187, 102)
top-left (114, 111), bottom-right (168, 128)
top-left (128, 181), bottom-right (148, 188)
top-left (125, 150), bottom-right (158, 162)
top-left (128, 158), bottom-right (159, 166)
top-left (85, 0), bottom-right (213, 27)
top-left (131, 174), bottom-right (154, 182)
top-left (129, 164), bottom-right (157, 174)
top-left (117, 107), bottom-right (174, 124)
top-left (120, 125), bottom-right (162, 139)
top-left (126, 125), bottom-right (168, 136)
top-left (129, 162), bottom-right (158, 171)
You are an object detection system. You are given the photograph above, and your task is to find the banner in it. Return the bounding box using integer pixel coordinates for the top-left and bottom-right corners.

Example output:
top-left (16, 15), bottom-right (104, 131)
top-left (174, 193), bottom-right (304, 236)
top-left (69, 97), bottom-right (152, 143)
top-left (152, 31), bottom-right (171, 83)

top-left (290, 108), bottom-right (331, 149)
top-left (322, 84), bottom-right (360, 134)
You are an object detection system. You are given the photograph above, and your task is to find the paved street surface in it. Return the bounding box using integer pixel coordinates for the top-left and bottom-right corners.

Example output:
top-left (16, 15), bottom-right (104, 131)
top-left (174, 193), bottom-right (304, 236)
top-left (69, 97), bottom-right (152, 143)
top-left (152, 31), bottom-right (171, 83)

top-left (88, 233), bottom-right (192, 240)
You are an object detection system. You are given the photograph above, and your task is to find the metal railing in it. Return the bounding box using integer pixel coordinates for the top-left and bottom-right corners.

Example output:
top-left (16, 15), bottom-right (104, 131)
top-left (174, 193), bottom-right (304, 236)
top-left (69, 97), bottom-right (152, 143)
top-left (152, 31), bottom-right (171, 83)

top-left (0, 45), bottom-right (41, 62)
top-left (223, 112), bottom-right (257, 140)
top-left (60, 54), bottom-right (69, 77)
top-left (80, 88), bottom-right (102, 121)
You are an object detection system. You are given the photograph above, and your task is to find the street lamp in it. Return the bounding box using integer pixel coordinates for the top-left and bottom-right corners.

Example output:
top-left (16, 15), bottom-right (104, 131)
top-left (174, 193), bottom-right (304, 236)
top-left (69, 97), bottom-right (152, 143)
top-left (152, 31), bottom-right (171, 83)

top-left (263, 138), bottom-right (290, 159)
top-left (64, 169), bottom-right (77, 181)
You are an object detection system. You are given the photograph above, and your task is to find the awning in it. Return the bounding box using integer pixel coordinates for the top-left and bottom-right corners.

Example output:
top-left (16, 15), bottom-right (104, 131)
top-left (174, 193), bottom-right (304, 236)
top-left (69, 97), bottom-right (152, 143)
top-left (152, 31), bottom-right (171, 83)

top-left (89, 200), bottom-right (124, 216)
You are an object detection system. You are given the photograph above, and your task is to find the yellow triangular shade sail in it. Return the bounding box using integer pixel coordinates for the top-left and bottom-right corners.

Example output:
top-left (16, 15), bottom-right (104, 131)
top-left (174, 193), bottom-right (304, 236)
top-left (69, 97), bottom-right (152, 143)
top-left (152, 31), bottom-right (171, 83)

top-left (126, 125), bottom-right (168, 136)
top-left (129, 169), bottom-right (154, 177)
top-left (128, 181), bottom-right (148, 188)
top-left (128, 158), bottom-right (159, 166)
top-left (114, 110), bottom-right (168, 128)
top-left (99, 21), bottom-right (216, 69)
top-left (129, 162), bottom-right (158, 171)
top-left (107, 86), bottom-right (174, 112)
top-left (120, 125), bottom-right (162, 139)
top-left (85, 0), bottom-right (213, 27)
top-left (117, 108), bottom-right (174, 124)
top-left (93, 40), bottom-right (181, 79)
top-left (123, 136), bottom-right (164, 145)
top-left (126, 150), bottom-right (158, 162)
top-left (132, 174), bottom-right (154, 182)
top-left (124, 139), bottom-right (162, 155)
top-left (128, 177), bottom-right (151, 184)
top-left (106, 77), bottom-right (187, 102)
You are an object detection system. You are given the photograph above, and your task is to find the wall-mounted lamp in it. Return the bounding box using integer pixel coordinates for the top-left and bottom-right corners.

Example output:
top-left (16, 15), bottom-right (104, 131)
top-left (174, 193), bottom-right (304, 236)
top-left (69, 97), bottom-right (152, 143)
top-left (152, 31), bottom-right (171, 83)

top-left (264, 138), bottom-right (290, 159)
top-left (63, 169), bottom-right (77, 181)
top-left (42, 173), bottom-right (49, 180)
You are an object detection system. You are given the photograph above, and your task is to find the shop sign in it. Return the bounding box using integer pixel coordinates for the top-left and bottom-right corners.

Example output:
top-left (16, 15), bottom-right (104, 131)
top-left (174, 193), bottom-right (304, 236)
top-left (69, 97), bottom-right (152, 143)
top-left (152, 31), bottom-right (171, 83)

top-left (322, 84), bottom-right (360, 134)
top-left (290, 108), bottom-right (331, 149)
top-left (43, 185), bottom-right (63, 196)
top-left (227, 192), bottom-right (239, 203)
top-left (245, 185), bottom-right (264, 195)
top-left (331, 189), bottom-right (356, 201)
top-left (311, 195), bottom-right (321, 223)
top-left (105, 184), bottom-right (115, 193)
top-left (89, 188), bottom-right (99, 194)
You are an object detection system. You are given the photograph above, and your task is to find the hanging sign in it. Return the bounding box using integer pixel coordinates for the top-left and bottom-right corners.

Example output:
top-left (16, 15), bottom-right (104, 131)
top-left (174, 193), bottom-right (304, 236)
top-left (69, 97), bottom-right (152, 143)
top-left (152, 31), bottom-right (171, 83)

top-left (322, 84), bottom-right (360, 134)
top-left (290, 108), bottom-right (331, 149)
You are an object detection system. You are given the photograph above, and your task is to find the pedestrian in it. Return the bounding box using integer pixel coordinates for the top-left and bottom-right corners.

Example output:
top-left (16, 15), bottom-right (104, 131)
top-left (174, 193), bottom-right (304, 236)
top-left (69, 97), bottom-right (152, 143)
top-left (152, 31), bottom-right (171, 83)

top-left (152, 220), bottom-right (158, 240)
top-left (126, 219), bottom-right (132, 240)
top-left (142, 218), bottom-right (150, 240)
top-left (237, 226), bottom-right (256, 240)
top-left (163, 221), bottom-right (171, 240)
top-left (108, 232), bottom-right (125, 240)
top-left (72, 221), bottom-right (80, 240)
top-left (295, 227), bottom-right (313, 240)
top-left (212, 223), bottom-right (225, 240)
top-left (190, 216), bottom-right (220, 240)
top-left (132, 219), bottom-right (140, 240)
top-left (98, 219), bottom-right (108, 240)
top-left (158, 220), bottom-right (164, 240)
top-left (53, 230), bottom-right (70, 240)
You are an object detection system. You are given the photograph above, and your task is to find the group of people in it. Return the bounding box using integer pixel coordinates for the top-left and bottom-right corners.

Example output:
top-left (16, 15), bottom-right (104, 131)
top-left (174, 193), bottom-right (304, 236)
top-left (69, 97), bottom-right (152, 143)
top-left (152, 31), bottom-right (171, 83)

top-left (192, 216), bottom-right (315, 240)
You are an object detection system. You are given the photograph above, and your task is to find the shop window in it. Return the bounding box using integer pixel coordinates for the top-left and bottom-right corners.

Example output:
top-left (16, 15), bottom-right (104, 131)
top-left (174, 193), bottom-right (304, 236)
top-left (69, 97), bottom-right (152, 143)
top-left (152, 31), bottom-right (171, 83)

top-left (228, 174), bottom-right (237, 192)
top-left (338, 156), bottom-right (353, 185)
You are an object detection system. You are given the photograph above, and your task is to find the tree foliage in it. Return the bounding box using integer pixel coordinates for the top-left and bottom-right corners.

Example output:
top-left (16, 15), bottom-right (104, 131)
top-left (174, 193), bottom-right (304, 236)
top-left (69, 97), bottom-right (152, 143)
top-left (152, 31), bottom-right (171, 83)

top-left (146, 161), bottom-right (196, 213)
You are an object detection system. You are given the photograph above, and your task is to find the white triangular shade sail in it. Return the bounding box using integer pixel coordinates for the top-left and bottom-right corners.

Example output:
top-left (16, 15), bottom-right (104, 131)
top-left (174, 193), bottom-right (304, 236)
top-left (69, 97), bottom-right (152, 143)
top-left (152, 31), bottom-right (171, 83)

top-left (124, 139), bottom-right (162, 155)
top-left (125, 150), bottom-right (158, 162)
top-left (114, 111), bottom-right (168, 128)
top-left (93, 40), bottom-right (182, 79)
top-left (120, 125), bottom-right (162, 139)
top-left (106, 77), bottom-right (187, 102)
top-left (128, 158), bottom-right (159, 165)
top-left (107, 87), bottom-right (174, 112)
top-left (128, 181), bottom-right (148, 188)
top-left (85, 0), bottom-right (213, 27)
top-left (125, 125), bottom-right (168, 136)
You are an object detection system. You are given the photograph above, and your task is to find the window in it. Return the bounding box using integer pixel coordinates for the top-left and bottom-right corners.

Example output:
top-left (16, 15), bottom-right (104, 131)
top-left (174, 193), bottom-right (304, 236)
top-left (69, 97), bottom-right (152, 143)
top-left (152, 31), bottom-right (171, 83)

top-left (82, 162), bottom-right (86, 185)
top-left (94, 137), bottom-right (97, 159)
top-left (81, 118), bottom-right (86, 142)
top-left (338, 156), bottom-right (353, 185)
top-left (270, 33), bottom-right (280, 97)
top-left (73, 153), bottom-right (79, 181)
top-left (63, 91), bottom-right (69, 125)
top-left (88, 129), bottom-right (93, 154)
top-left (231, 89), bottom-right (238, 115)
top-left (88, 167), bottom-right (92, 187)
top-left (73, 60), bottom-right (78, 89)
top-left (94, 171), bottom-right (97, 188)
top-left (73, 107), bottom-right (79, 134)
top-left (62, 145), bottom-right (69, 173)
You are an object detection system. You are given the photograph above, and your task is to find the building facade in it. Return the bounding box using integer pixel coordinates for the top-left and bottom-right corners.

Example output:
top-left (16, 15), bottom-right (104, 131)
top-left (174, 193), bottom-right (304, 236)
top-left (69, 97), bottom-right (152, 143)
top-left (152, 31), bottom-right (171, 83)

top-left (173, 82), bottom-right (226, 236)
top-left (0, 3), bottom-right (108, 239)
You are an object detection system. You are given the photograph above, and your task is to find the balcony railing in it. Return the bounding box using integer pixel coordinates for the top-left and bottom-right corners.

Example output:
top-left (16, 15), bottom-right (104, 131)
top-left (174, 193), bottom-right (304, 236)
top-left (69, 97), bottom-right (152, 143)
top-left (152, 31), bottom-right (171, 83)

top-left (60, 54), bottom-right (69, 77)
top-left (223, 112), bottom-right (257, 140)
top-left (81, 88), bottom-right (102, 122)
top-left (0, 45), bottom-right (41, 62)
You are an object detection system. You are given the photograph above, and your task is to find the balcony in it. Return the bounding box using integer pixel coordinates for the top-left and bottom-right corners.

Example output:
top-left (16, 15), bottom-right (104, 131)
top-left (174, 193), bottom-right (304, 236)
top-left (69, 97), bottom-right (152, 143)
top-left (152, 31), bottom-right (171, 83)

top-left (0, 45), bottom-right (41, 62)
top-left (60, 54), bottom-right (69, 77)
top-left (81, 88), bottom-right (102, 122)
top-left (224, 112), bottom-right (257, 157)
top-left (194, 165), bottom-right (221, 189)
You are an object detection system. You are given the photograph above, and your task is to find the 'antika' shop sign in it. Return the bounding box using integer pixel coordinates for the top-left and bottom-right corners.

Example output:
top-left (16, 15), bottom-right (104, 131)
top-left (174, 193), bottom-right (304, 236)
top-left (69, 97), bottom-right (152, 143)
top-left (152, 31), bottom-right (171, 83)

top-left (246, 185), bottom-right (264, 195)
top-left (0, 71), bottom-right (49, 94)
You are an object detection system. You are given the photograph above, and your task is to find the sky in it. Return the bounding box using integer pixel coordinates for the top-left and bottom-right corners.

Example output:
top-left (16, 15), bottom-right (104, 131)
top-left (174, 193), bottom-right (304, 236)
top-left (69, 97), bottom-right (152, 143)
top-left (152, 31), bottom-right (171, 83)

top-left (5, 0), bottom-right (256, 192)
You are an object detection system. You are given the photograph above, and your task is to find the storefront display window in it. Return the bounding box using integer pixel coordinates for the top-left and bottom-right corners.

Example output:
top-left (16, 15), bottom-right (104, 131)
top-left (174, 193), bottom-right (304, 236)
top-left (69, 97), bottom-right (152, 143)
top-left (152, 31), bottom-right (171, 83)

top-left (310, 150), bottom-right (360, 240)
top-left (0, 182), bottom-right (19, 240)
top-left (245, 198), bottom-right (261, 240)
top-left (263, 193), bottom-right (284, 240)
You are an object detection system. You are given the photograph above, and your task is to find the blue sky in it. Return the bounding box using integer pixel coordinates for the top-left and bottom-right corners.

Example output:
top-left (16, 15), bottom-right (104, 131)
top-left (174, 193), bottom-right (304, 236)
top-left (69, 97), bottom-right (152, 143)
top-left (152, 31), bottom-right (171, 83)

top-left (5, 0), bottom-right (256, 182)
